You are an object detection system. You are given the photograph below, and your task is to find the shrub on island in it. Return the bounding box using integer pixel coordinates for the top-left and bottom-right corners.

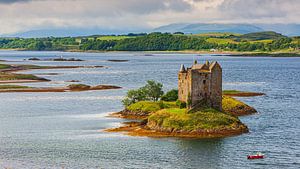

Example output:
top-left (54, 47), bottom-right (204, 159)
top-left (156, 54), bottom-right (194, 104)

top-left (122, 80), bottom-right (164, 106)
top-left (161, 89), bottom-right (178, 101)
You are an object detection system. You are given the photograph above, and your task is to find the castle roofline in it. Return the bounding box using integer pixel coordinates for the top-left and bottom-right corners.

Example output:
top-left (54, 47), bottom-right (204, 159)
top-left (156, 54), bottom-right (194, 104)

top-left (209, 61), bottom-right (221, 70)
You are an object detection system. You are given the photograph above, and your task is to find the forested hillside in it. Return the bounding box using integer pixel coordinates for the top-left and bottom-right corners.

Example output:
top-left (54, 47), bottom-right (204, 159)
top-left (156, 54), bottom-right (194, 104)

top-left (0, 31), bottom-right (299, 53)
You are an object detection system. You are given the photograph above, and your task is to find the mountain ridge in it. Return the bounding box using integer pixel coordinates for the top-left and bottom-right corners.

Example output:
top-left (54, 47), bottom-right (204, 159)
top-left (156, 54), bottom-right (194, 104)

top-left (2, 23), bottom-right (300, 38)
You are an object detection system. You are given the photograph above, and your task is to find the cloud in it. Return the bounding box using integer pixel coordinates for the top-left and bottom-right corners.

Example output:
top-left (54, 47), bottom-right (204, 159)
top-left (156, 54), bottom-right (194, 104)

top-left (0, 0), bottom-right (31, 4)
top-left (0, 0), bottom-right (299, 34)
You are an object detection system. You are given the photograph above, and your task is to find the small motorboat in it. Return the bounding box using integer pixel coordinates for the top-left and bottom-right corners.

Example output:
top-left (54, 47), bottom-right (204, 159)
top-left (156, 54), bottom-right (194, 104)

top-left (247, 152), bottom-right (264, 159)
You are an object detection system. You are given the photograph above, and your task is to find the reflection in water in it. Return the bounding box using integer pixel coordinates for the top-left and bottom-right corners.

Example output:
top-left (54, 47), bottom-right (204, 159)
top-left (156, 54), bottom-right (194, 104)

top-left (174, 138), bottom-right (224, 169)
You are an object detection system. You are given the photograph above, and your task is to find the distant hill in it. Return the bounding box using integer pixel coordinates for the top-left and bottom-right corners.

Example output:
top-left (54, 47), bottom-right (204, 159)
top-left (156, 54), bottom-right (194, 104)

top-left (258, 24), bottom-right (300, 36)
top-left (4, 28), bottom-right (148, 38)
top-left (237, 31), bottom-right (287, 41)
top-left (154, 23), bottom-right (264, 34)
top-left (2, 23), bottom-right (300, 38)
top-left (154, 23), bottom-right (300, 36)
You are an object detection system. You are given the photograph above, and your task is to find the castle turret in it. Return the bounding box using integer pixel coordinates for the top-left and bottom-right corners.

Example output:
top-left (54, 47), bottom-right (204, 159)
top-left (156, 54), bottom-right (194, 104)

top-left (179, 64), bottom-right (186, 72)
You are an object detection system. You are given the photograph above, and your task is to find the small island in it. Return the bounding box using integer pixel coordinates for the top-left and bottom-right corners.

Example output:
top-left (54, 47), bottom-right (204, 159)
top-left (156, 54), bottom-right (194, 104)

top-left (0, 84), bottom-right (121, 93)
top-left (107, 59), bottom-right (129, 62)
top-left (223, 90), bottom-right (265, 97)
top-left (0, 63), bottom-right (103, 83)
top-left (107, 61), bottom-right (262, 138)
top-left (28, 57), bottom-right (84, 61)
top-left (0, 62), bottom-right (122, 92)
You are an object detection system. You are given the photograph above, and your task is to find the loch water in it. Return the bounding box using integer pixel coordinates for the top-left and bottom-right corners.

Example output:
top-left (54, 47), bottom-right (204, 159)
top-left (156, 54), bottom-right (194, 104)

top-left (0, 51), bottom-right (299, 169)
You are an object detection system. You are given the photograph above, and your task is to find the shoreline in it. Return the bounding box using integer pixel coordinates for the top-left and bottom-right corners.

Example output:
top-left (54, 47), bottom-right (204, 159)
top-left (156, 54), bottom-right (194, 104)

top-left (0, 85), bottom-right (121, 93)
top-left (1, 48), bottom-right (300, 57)
top-left (0, 79), bottom-right (49, 84)
top-left (105, 121), bottom-right (248, 139)
top-left (0, 63), bottom-right (105, 84)
top-left (223, 91), bottom-right (265, 97)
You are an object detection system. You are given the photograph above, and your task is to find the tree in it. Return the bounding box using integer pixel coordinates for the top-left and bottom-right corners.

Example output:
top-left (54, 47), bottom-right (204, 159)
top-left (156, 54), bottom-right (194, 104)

top-left (122, 88), bottom-right (147, 106)
top-left (161, 89), bottom-right (178, 101)
top-left (142, 80), bottom-right (164, 101)
top-left (122, 80), bottom-right (164, 106)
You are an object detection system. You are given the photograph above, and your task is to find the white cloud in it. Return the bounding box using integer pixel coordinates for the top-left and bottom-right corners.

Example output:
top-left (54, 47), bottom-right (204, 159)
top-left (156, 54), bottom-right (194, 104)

top-left (0, 0), bottom-right (299, 34)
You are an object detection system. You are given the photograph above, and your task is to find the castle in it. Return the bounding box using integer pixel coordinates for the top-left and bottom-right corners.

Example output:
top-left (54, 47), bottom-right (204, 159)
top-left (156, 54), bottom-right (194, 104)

top-left (178, 60), bottom-right (222, 111)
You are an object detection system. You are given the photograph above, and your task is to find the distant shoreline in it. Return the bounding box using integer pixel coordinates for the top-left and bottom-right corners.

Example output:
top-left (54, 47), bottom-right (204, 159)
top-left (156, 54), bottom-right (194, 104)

top-left (1, 48), bottom-right (300, 57)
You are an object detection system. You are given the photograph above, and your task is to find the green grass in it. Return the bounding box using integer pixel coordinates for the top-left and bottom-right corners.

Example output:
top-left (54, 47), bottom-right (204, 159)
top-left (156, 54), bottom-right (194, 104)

top-left (0, 72), bottom-right (46, 81)
top-left (0, 85), bottom-right (30, 89)
top-left (0, 64), bottom-right (12, 69)
top-left (206, 38), bottom-right (238, 44)
top-left (127, 101), bottom-right (178, 113)
top-left (249, 39), bottom-right (273, 44)
top-left (222, 96), bottom-right (246, 113)
top-left (148, 107), bottom-right (241, 131)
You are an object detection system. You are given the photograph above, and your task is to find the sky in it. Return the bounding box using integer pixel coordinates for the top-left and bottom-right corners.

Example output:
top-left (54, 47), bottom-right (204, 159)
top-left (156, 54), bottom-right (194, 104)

top-left (0, 0), bottom-right (299, 34)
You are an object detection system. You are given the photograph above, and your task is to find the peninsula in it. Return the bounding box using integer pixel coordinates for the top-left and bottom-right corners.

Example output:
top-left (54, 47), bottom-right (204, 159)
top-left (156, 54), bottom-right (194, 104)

top-left (107, 61), bottom-right (261, 138)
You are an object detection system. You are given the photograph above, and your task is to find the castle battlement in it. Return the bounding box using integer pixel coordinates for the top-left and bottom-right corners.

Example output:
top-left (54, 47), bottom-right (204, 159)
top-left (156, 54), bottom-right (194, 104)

top-left (178, 61), bottom-right (222, 110)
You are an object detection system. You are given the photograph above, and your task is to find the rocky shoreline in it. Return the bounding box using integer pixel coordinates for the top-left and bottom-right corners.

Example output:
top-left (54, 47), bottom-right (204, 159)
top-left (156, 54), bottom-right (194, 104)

top-left (223, 90), bottom-right (265, 97)
top-left (109, 109), bottom-right (150, 120)
top-left (105, 120), bottom-right (249, 138)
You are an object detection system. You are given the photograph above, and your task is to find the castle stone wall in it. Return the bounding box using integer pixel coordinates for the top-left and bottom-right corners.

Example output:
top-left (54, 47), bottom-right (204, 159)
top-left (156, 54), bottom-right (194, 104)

top-left (178, 61), bottom-right (222, 111)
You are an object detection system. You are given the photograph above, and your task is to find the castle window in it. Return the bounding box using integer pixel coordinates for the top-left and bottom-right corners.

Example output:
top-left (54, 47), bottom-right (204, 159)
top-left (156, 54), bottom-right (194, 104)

top-left (203, 80), bottom-right (206, 84)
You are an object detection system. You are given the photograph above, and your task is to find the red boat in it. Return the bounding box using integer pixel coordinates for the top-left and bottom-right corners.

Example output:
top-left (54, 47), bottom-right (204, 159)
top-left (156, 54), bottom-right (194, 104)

top-left (247, 152), bottom-right (264, 159)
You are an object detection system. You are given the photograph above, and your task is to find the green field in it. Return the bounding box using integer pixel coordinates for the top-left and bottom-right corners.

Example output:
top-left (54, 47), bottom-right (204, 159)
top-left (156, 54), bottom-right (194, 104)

top-left (206, 38), bottom-right (238, 44)
top-left (192, 32), bottom-right (241, 37)
top-left (97, 36), bottom-right (133, 41)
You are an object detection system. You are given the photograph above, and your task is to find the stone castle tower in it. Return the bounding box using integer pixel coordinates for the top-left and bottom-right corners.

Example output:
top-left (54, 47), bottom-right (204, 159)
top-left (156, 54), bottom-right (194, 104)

top-left (178, 60), bottom-right (222, 111)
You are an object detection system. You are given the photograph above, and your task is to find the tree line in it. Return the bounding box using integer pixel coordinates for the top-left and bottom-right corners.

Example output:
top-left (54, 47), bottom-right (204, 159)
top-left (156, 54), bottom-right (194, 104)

top-left (0, 32), bottom-right (299, 52)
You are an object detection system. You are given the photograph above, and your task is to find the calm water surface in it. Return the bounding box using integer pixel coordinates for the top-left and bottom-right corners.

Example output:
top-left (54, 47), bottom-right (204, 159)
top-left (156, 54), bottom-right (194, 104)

top-left (0, 51), bottom-right (299, 168)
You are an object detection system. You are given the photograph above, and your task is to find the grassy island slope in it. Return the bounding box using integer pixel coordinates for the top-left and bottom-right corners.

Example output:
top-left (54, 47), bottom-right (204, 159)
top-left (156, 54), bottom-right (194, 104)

top-left (147, 108), bottom-right (248, 135)
top-left (108, 96), bottom-right (256, 138)
top-left (114, 96), bottom-right (257, 119)
top-left (222, 96), bottom-right (257, 116)
top-left (109, 105), bottom-right (248, 138)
